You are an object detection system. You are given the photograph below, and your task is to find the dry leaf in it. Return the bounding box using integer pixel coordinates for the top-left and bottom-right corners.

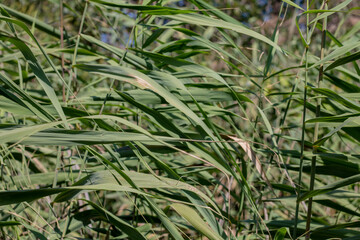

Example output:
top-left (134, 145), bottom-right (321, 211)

top-left (227, 135), bottom-right (273, 191)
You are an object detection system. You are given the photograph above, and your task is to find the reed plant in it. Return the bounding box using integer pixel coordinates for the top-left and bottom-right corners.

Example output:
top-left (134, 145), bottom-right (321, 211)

top-left (0, 0), bottom-right (359, 239)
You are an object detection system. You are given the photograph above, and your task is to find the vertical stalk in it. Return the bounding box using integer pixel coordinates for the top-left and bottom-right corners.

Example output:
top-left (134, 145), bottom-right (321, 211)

top-left (65, 0), bottom-right (89, 103)
top-left (293, 0), bottom-right (310, 238)
top-left (60, 0), bottom-right (65, 102)
top-left (305, 1), bottom-right (327, 239)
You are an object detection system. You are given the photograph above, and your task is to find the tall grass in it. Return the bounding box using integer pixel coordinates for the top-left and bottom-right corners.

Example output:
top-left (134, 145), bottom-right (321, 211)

top-left (0, 0), bottom-right (359, 239)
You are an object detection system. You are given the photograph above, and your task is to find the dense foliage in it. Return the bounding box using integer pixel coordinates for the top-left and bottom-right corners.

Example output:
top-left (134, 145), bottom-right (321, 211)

top-left (0, 0), bottom-right (359, 239)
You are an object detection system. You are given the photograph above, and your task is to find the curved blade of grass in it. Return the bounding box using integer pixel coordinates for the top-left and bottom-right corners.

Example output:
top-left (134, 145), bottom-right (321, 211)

top-left (188, 0), bottom-right (244, 25)
top-left (306, 113), bottom-right (360, 123)
top-left (83, 200), bottom-right (148, 240)
top-left (0, 126), bottom-right (177, 146)
top-left (325, 51), bottom-right (360, 71)
top-left (298, 173), bottom-right (360, 202)
top-left (274, 227), bottom-right (288, 240)
top-left (0, 75), bottom-right (55, 121)
top-left (0, 121), bottom-right (66, 145)
top-left (80, 33), bottom-right (150, 69)
top-left (0, 185), bottom-right (143, 206)
top-left (74, 64), bottom-right (220, 142)
top-left (309, 0), bottom-right (353, 25)
top-left (282, 0), bottom-right (304, 11)
top-left (314, 117), bottom-right (360, 147)
top-left (311, 88), bottom-right (360, 112)
top-left (0, 4), bottom-right (64, 39)
top-left (0, 34), bottom-right (67, 125)
top-left (0, 221), bottom-right (21, 227)
top-left (89, 0), bottom-right (176, 11)
top-left (54, 170), bottom-right (213, 206)
top-left (324, 73), bottom-right (360, 93)
top-left (160, 13), bottom-right (283, 53)
top-left (310, 41), bottom-right (360, 70)
top-left (84, 148), bottom-right (185, 240)
top-left (295, 15), bottom-right (308, 47)
top-left (171, 203), bottom-right (222, 240)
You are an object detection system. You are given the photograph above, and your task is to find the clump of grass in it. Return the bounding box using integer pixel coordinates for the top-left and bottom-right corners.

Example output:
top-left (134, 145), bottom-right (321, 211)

top-left (0, 0), bottom-right (359, 239)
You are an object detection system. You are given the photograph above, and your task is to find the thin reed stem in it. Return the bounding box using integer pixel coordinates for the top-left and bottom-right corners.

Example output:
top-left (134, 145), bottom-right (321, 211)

top-left (293, 0), bottom-right (311, 238)
top-left (305, 1), bottom-right (328, 239)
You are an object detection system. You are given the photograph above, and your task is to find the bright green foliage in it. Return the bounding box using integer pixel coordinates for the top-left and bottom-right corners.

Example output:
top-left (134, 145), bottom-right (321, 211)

top-left (0, 0), bottom-right (359, 239)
